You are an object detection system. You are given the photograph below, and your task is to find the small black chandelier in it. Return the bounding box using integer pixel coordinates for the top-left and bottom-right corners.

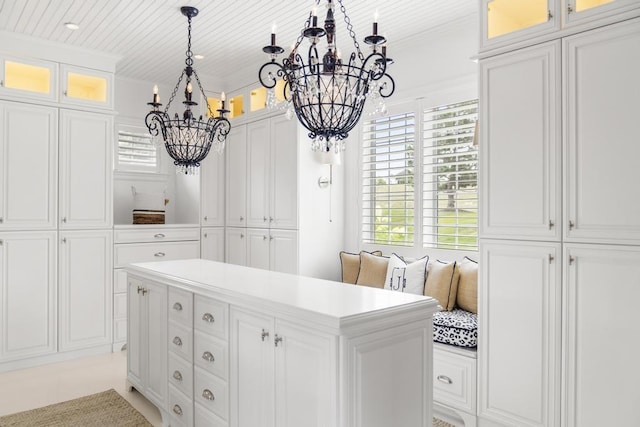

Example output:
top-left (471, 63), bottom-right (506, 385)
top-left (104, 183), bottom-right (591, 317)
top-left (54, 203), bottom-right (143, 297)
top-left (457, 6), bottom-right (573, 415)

top-left (146, 6), bottom-right (230, 174)
top-left (259, 0), bottom-right (395, 153)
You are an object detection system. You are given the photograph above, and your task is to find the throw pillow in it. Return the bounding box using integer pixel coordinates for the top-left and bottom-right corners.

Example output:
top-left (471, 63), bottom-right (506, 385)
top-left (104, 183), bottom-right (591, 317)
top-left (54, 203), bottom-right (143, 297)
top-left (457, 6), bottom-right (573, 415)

top-left (340, 250), bottom-right (382, 284)
top-left (355, 251), bottom-right (389, 288)
top-left (424, 260), bottom-right (460, 311)
top-left (383, 254), bottom-right (429, 295)
top-left (456, 256), bottom-right (478, 314)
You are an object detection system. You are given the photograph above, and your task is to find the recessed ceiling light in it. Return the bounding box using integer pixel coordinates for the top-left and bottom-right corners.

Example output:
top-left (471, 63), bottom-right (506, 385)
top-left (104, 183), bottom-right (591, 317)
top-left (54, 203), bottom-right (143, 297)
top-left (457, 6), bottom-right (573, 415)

top-left (194, 54), bottom-right (205, 60)
top-left (64, 22), bottom-right (80, 30)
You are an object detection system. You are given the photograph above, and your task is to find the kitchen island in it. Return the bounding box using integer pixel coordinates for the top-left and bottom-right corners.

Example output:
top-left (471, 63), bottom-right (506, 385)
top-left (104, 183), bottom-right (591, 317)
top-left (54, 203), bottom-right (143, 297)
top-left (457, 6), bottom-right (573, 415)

top-left (126, 258), bottom-right (439, 427)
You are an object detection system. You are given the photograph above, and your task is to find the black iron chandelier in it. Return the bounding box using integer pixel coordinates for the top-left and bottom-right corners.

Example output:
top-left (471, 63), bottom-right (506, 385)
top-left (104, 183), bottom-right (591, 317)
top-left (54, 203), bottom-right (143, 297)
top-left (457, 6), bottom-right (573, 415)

top-left (146, 6), bottom-right (230, 174)
top-left (259, 0), bottom-right (395, 153)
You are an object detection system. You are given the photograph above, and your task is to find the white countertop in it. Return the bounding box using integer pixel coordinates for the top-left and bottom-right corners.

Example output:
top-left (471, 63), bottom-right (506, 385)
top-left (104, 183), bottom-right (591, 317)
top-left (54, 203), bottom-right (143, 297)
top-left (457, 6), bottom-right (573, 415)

top-left (127, 259), bottom-right (438, 324)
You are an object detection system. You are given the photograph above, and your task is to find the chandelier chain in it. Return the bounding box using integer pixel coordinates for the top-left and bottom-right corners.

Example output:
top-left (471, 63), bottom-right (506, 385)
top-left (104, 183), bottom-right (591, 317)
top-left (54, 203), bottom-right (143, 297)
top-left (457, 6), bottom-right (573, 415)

top-left (293, 10), bottom-right (314, 52)
top-left (337, 0), bottom-right (364, 61)
top-left (192, 68), bottom-right (215, 118)
top-left (164, 70), bottom-right (185, 114)
top-left (185, 15), bottom-right (194, 67)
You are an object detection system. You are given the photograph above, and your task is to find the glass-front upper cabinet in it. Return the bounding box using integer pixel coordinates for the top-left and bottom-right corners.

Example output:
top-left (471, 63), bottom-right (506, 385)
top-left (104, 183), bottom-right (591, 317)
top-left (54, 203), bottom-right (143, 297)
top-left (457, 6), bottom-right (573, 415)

top-left (482, 0), bottom-right (558, 50)
top-left (60, 65), bottom-right (113, 110)
top-left (563, 0), bottom-right (640, 27)
top-left (249, 80), bottom-right (287, 114)
top-left (481, 0), bottom-right (640, 51)
top-left (0, 56), bottom-right (58, 102)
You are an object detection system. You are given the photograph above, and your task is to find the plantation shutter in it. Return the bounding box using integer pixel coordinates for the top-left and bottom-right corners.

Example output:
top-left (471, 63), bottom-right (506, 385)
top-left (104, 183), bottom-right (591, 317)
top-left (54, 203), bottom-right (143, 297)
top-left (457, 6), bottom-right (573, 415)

top-left (117, 128), bottom-right (158, 172)
top-left (362, 112), bottom-right (416, 246)
top-left (422, 99), bottom-right (478, 250)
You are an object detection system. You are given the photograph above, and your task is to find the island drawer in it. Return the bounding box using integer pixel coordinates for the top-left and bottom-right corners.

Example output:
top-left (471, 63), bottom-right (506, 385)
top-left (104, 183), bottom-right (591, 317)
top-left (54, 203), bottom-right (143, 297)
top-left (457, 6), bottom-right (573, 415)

top-left (433, 345), bottom-right (477, 414)
top-left (194, 330), bottom-right (228, 380)
top-left (169, 287), bottom-right (193, 327)
top-left (194, 366), bottom-right (228, 421)
top-left (194, 296), bottom-right (228, 340)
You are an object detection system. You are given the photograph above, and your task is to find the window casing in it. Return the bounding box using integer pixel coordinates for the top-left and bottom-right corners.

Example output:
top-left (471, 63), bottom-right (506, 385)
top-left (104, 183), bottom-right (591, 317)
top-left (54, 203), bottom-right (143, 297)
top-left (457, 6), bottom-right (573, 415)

top-left (115, 124), bottom-right (159, 173)
top-left (361, 99), bottom-right (478, 251)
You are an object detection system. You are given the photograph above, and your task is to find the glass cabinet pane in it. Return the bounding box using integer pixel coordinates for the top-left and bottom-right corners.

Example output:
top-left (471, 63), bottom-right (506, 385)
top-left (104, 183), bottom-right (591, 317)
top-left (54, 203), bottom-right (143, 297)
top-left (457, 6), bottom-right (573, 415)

top-left (574, 0), bottom-right (614, 12)
top-left (4, 61), bottom-right (51, 94)
top-left (66, 72), bottom-right (107, 103)
top-left (229, 94), bottom-right (243, 119)
top-left (487, 0), bottom-right (549, 39)
top-left (206, 97), bottom-right (222, 118)
top-left (250, 87), bottom-right (267, 112)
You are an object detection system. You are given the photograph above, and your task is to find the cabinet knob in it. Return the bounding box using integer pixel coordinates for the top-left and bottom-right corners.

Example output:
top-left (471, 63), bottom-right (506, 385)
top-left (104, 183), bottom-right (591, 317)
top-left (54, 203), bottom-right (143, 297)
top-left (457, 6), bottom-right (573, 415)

top-left (173, 370), bottom-right (183, 382)
top-left (0, 239), bottom-right (3, 246)
top-left (0, 217), bottom-right (3, 223)
top-left (569, 220), bottom-right (575, 230)
top-left (141, 288), bottom-right (148, 295)
top-left (173, 302), bottom-right (183, 311)
top-left (240, 233), bottom-right (244, 239)
top-left (567, 4), bottom-right (574, 13)
top-left (202, 389), bottom-right (215, 401)
top-left (436, 375), bottom-right (453, 384)
top-left (172, 336), bottom-right (182, 347)
top-left (263, 216), bottom-right (267, 222)
top-left (204, 233), bottom-right (208, 238)
top-left (569, 256), bottom-right (576, 265)
top-left (261, 329), bottom-right (269, 341)
top-left (548, 220), bottom-right (554, 229)
top-left (269, 217), bottom-right (273, 222)
top-left (154, 252), bottom-right (165, 257)
top-left (204, 216), bottom-right (208, 221)
top-left (172, 404), bottom-right (183, 416)
top-left (61, 217), bottom-right (67, 223)
top-left (263, 235), bottom-right (267, 240)
top-left (137, 286), bottom-right (143, 294)
top-left (547, 10), bottom-right (553, 20)
top-left (63, 90), bottom-right (68, 97)
top-left (202, 351), bottom-right (215, 362)
top-left (549, 254), bottom-right (555, 263)
top-left (202, 312), bottom-right (215, 323)
top-left (274, 334), bottom-right (283, 347)
top-left (0, 80), bottom-right (3, 87)
top-left (153, 233), bottom-right (165, 238)
top-left (240, 216), bottom-right (244, 221)
top-left (270, 235), bottom-right (274, 241)
top-left (61, 237), bottom-right (67, 243)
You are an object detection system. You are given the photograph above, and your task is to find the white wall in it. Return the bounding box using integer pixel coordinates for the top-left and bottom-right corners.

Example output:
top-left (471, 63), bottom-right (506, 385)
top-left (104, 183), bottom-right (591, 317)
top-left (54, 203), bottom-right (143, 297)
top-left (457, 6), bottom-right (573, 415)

top-left (342, 13), bottom-right (479, 259)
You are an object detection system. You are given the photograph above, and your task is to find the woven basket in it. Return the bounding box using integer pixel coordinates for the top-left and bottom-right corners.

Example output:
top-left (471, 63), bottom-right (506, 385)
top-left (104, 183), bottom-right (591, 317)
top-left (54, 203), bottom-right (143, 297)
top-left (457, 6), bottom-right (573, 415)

top-left (133, 210), bottom-right (165, 224)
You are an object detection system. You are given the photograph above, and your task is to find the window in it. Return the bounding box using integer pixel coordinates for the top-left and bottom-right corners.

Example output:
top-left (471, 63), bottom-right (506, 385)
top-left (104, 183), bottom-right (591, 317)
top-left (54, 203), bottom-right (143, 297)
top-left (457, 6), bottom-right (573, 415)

top-left (423, 100), bottom-right (478, 250)
top-left (361, 99), bottom-right (478, 251)
top-left (116, 124), bottom-right (159, 173)
top-left (362, 112), bottom-right (416, 246)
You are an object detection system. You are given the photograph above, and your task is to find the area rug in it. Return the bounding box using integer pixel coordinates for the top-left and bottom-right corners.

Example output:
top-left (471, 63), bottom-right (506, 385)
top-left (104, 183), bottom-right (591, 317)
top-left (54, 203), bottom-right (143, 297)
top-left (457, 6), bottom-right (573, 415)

top-left (0, 389), bottom-right (152, 427)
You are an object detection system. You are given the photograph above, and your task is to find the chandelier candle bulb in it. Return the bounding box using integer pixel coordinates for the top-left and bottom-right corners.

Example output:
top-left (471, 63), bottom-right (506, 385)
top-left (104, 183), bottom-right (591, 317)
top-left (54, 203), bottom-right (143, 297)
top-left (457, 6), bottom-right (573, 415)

top-left (312, 6), bottom-right (318, 27)
top-left (271, 23), bottom-right (277, 46)
top-left (152, 84), bottom-right (159, 103)
top-left (373, 10), bottom-right (379, 35)
top-left (220, 91), bottom-right (226, 110)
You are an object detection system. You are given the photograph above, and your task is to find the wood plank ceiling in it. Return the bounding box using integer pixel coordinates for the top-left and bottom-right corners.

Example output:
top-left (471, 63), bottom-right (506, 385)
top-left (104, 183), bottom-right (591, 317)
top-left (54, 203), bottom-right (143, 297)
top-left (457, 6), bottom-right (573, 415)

top-left (0, 0), bottom-right (477, 88)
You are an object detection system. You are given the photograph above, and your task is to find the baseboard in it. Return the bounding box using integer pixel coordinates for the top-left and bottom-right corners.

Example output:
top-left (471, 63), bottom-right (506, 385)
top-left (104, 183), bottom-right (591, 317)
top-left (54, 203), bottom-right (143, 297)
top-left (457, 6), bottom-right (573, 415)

top-left (0, 345), bottom-right (112, 373)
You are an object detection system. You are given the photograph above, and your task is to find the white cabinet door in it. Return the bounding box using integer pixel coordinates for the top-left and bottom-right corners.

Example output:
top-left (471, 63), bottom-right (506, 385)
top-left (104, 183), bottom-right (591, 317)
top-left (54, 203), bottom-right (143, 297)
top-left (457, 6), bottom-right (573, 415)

top-left (0, 101), bottom-right (57, 230)
top-left (0, 231), bottom-right (56, 361)
top-left (564, 18), bottom-right (640, 244)
top-left (563, 0), bottom-right (640, 28)
top-left (563, 244), bottom-right (640, 427)
top-left (480, 41), bottom-right (561, 241)
top-left (247, 228), bottom-right (270, 271)
top-left (127, 277), bottom-right (167, 409)
top-left (225, 227), bottom-right (246, 266)
top-left (269, 229), bottom-right (297, 275)
top-left (230, 308), bottom-right (275, 427)
top-left (201, 227), bottom-right (225, 262)
top-left (59, 109), bottom-right (112, 229)
top-left (246, 119), bottom-right (270, 228)
top-left (226, 125), bottom-right (247, 227)
top-left (479, 240), bottom-right (561, 427)
top-left (59, 230), bottom-right (112, 351)
top-left (201, 148), bottom-right (225, 227)
top-left (270, 116), bottom-right (298, 230)
top-left (274, 320), bottom-right (335, 427)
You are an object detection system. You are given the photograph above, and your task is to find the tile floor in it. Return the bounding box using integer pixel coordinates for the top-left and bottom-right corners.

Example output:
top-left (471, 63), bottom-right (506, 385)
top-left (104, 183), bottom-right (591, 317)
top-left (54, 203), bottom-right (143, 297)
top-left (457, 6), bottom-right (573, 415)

top-left (0, 350), bottom-right (162, 426)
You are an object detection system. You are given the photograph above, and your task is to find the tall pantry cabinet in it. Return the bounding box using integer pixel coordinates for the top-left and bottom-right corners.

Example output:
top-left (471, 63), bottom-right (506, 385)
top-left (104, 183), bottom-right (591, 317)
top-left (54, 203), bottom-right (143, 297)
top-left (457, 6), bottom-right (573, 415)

top-left (479, 5), bottom-right (640, 427)
top-left (0, 38), bottom-right (115, 369)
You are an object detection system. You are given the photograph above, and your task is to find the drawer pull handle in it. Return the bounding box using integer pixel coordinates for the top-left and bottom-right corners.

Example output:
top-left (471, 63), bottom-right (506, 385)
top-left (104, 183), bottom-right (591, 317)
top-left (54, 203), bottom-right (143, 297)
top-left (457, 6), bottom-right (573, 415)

top-left (172, 336), bottom-right (182, 347)
top-left (154, 252), bottom-right (165, 257)
top-left (173, 302), bottom-right (183, 311)
top-left (202, 351), bottom-right (215, 362)
top-left (173, 370), bottom-right (183, 382)
top-left (172, 404), bottom-right (183, 416)
top-left (202, 312), bottom-right (215, 323)
top-left (437, 375), bottom-right (453, 384)
top-left (202, 389), bottom-right (215, 401)
top-left (154, 233), bottom-right (165, 238)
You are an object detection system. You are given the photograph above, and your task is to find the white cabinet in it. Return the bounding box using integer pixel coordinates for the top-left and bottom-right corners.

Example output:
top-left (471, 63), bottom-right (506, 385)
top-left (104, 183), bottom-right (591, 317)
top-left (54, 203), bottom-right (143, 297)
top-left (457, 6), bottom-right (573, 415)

top-left (563, 19), bottom-right (640, 245)
top-left (59, 109), bottom-right (112, 229)
top-left (479, 240), bottom-right (561, 427)
top-left (58, 230), bottom-right (112, 351)
top-left (480, 41), bottom-right (561, 241)
top-left (225, 227), bottom-right (246, 266)
top-left (201, 227), bottom-right (225, 262)
top-left (0, 231), bottom-right (56, 362)
top-left (201, 148), bottom-right (225, 227)
top-left (127, 277), bottom-right (168, 412)
top-left (246, 116), bottom-right (297, 230)
top-left (246, 228), bottom-right (298, 274)
top-left (226, 125), bottom-right (247, 228)
top-left (0, 101), bottom-right (57, 230)
top-left (433, 344), bottom-right (477, 425)
top-left (562, 244), bottom-right (640, 427)
top-left (231, 307), bottom-right (335, 427)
